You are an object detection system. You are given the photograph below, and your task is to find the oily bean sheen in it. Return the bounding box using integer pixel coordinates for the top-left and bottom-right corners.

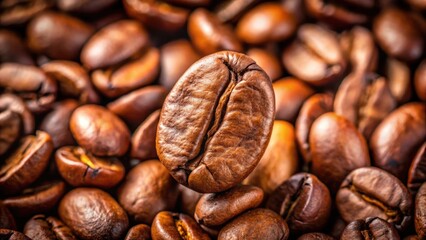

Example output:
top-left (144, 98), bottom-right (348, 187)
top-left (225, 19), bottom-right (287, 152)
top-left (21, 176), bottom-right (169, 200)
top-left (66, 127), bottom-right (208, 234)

top-left (340, 217), bottom-right (400, 240)
top-left (157, 51), bottom-right (275, 193)
top-left (195, 185), bottom-right (264, 227)
top-left (415, 183), bottom-right (426, 239)
top-left (23, 215), bottom-right (77, 240)
top-left (310, 112), bottom-right (370, 193)
top-left (58, 188), bottom-right (129, 240)
top-left (336, 167), bottom-right (412, 231)
top-left (218, 208), bottom-right (289, 240)
top-left (70, 105), bottom-right (130, 157)
top-left (386, 58), bottom-right (412, 104)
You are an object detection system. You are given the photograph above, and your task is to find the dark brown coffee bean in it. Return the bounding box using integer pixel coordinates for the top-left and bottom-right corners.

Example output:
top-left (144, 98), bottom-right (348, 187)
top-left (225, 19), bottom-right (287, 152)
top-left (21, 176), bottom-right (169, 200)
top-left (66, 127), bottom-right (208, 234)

top-left (386, 57), bottom-right (412, 104)
top-left (177, 184), bottom-right (203, 217)
top-left (336, 167), bottom-right (412, 231)
top-left (415, 183), bottom-right (426, 239)
top-left (218, 208), bottom-right (289, 240)
top-left (70, 104), bottom-right (130, 157)
top-left (310, 112), bottom-right (370, 193)
top-left (334, 72), bottom-right (396, 139)
top-left (0, 30), bottom-right (34, 65)
top-left (131, 110), bottom-right (160, 161)
top-left (243, 120), bottom-right (298, 194)
top-left (188, 9), bottom-right (243, 55)
top-left (267, 173), bottom-right (331, 234)
top-left (125, 224), bottom-right (151, 240)
top-left (55, 146), bottom-right (125, 188)
top-left (159, 39), bottom-right (201, 91)
top-left (273, 77), bottom-right (314, 122)
top-left (373, 8), bottom-right (423, 62)
top-left (0, 0), bottom-right (53, 26)
top-left (123, 0), bottom-right (189, 32)
top-left (27, 12), bottom-right (94, 60)
top-left (0, 131), bottom-right (53, 195)
top-left (282, 24), bottom-right (346, 86)
top-left (304, 0), bottom-right (368, 29)
top-left (23, 214), bottom-right (77, 240)
top-left (415, 60), bottom-right (426, 102)
top-left (297, 233), bottom-right (334, 240)
top-left (215, 0), bottom-right (260, 23)
top-left (41, 61), bottom-right (100, 104)
top-left (0, 229), bottom-right (30, 240)
top-left (247, 48), bottom-right (282, 81)
top-left (81, 20), bottom-right (149, 70)
top-left (236, 2), bottom-right (297, 44)
top-left (0, 201), bottom-right (16, 230)
top-left (0, 63), bottom-right (57, 113)
top-left (340, 217), bottom-right (400, 240)
top-left (57, 0), bottom-right (117, 14)
top-left (195, 185), bottom-right (264, 227)
top-left (370, 103), bottom-right (426, 181)
top-left (0, 107), bottom-right (21, 156)
top-left (151, 211), bottom-right (210, 240)
top-left (295, 93), bottom-right (333, 164)
top-left (408, 143), bottom-right (426, 193)
top-left (157, 51), bottom-right (274, 193)
top-left (58, 188), bottom-right (129, 240)
top-left (92, 48), bottom-right (160, 98)
top-left (340, 26), bottom-right (377, 73)
top-left (2, 180), bottom-right (65, 218)
top-left (107, 85), bottom-right (166, 129)
top-left (117, 160), bottom-right (179, 224)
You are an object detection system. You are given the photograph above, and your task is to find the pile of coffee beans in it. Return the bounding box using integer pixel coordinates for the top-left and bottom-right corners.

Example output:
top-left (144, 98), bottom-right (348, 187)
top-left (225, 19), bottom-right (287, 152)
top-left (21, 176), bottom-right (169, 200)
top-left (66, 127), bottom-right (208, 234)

top-left (0, 0), bottom-right (425, 239)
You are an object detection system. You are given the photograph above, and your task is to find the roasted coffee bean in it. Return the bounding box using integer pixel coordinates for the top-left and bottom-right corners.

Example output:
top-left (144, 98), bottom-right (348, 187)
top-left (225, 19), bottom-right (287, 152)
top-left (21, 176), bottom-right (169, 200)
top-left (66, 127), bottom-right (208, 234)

top-left (195, 185), bottom-right (264, 227)
top-left (0, 106), bottom-right (21, 156)
top-left (0, 0), bottom-right (53, 26)
top-left (215, 0), bottom-right (260, 23)
top-left (41, 61), bottom-right (99, 104)
top-left (2, 180), bottom-right (65, 218)
top-left (117, 160), bottom-right (179, 224)
top-left (386, 57), bottom-right (412, 104)
top-left (273, 77), bottom-right (314, 122)
top-left (336, 167), bottom-right (412, 231)
top-left (151, 211), bottom-right (210, 240)
top-left (70, 104), bottom-right (130, 157)
top-left (310, 112), bottom-right (370, 193)
top-left (370, 103), bottom-right (426, 181)
top-left (0, 30), bottom-right (34, 65)
top-left (243, 120), bottom-right (298, 194)
top-left (123, 0), bottom-right (189, 32)
top-left (295, 93), bottom-right (333, 164)
top-left (57, 0), bottom-right (117, 14)
top-left (23, 215), bottom-right (77, 240)
top-left (373, 8), bottom-right (424, 62)
top-left (124, 224), bottom-right (151, 240)
top-left (27, 12), bottom-right (94, 60)
top-left (55, 146), bottom-right (125, 188)
top-left (0, 229), bottom-right (30, 240)
top-left (159, 39), bottom-right (200, 91)
top-left (157, 51), bottom-right (274, 193)
top-left (188, 9), bottom-right (243, 55)
top-left (177, 185), bottom-right (203, 216)
top-left (218, 208), bottom-right (289, 240)
top-left (58, 188), bottom-right (129, 240)
top-left (334, 72), bottom-right (396, 139)
top-left (107, 85), bottom-right (167, 129)
top-left (247, 48), bottom-right (282, 81)
top-left (415, 183), bottom-right (426, 239)
top-left (0, 63), bottom-right (57, 113)
top-left (0, 94), bottom-right (33, 136)
top-left (0, 131), bottom-right (53, 195)
top-left (408, 143), bottom-right (426, 193)
top-left (267, 173), bottom-right (331, 234)
top-left (131, 110), bottom-right (160, 161)
top-left (340, 26), bottom-right (377, 73)
top-left (282, 24), bottom-right (346, 86)
top-left (81, 20), bottom-right (149, 70)
top-left (236, 2), bottom-right (297, 44)
top-left (415, 60), bottom-right (426, 101)
top-left (0, 201), bottom-right (16, 229)
top-left (297, 233), bottom-right (334, 240)
top-left (92, 48), bottom-right (160, 98)
top-left (340, 217), bottom-right (399, 240)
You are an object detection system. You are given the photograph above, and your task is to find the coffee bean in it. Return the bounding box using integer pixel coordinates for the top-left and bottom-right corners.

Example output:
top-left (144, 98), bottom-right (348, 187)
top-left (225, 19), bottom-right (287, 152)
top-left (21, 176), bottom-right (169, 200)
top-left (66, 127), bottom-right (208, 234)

top-left (131, 110), bottom-right (161, 161)
top-left (0, 30), bottom-right (34, 65)
top-left (0, 94), bottom-right (34, 135)
top-left (157, 51), bottom-right (274, 193)
top-left (385, 57), bottom-right (412, 104)
top-left (415, 183), bottom-right (426, 239)
top-left (415, 60), bottom-right (426, 102)
top-left (0, 0), bottom-right (53, 26)
top-left (23, 214), bottom-right (78, 240)
top-left (124, 224), bottom-right (151, 240)
top-left (57, 0), bottom-right (117, 14)
top-left (0, 201), bottom-right (16, 229)
top-left (177, 185), bottom-right (203, 217)
top-left (297, 233), bottom-right (334, 240)
top-left (0, 229), bottom-right (31, 240)
top-left (215, 0), bottom-right (260, 23)
top-left (407, 143), bottom-right (426, 193)
top-left (247, 48), bottom-right (282, 81)
top-left (340, 217), bottom-right (400, 240)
